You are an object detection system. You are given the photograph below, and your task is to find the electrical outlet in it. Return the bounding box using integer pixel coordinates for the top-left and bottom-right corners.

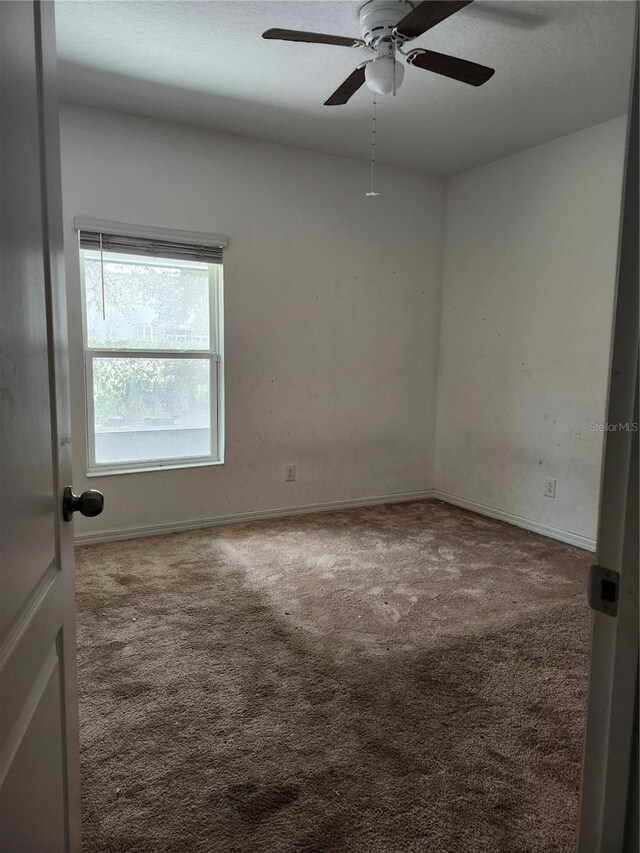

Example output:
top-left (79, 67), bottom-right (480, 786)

top-left (285, 464), bottom-right (296, 482)
top-left (543, 477), bottom-right (556, 498)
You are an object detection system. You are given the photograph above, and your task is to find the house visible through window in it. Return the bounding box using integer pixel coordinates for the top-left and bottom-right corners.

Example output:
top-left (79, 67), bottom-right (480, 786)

top-left (80, 232), bottom-right (224, 474)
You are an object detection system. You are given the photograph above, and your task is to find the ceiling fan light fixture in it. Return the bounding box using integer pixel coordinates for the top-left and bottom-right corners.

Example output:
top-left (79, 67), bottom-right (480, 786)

top-left (364, 55), bottom-right (404, 95)
top-left (263, 1), bottom-right (496, 106)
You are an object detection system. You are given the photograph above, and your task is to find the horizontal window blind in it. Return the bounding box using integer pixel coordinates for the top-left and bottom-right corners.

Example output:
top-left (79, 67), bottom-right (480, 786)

top-left (74, 218), bottom-right (227, 265)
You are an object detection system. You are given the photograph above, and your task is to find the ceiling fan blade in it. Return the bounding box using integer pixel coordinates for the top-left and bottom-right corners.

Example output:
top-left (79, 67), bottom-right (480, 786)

top-left (395, 1), bottom-right (474, 39)
top-left (408, 49), bottom-right (494, 86)
top-left (262, 28), bottom-right (363, 48)
top-left (324, 66), bottom-right (367, 106)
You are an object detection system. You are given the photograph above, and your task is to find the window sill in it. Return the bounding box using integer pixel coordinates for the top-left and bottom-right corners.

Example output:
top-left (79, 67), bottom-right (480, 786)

top-left (86, 458), bottom-right (224, 478)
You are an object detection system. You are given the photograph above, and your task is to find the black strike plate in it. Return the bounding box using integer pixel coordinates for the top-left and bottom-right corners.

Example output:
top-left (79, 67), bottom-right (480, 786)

top-left (588, 565), bottom-right (620, 617)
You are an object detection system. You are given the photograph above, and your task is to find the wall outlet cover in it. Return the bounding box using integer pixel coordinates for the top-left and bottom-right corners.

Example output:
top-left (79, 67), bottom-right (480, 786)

top-left (543, 477), bottom-right (556, 498)
top-left (285, 464), bottom-right (296, 482)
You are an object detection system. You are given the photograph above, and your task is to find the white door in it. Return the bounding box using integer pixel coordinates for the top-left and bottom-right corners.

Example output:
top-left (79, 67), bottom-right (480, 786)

top-left (0, 2), bottom-right (102, 850)
top-left (578, 14), bottom-right (638, 853)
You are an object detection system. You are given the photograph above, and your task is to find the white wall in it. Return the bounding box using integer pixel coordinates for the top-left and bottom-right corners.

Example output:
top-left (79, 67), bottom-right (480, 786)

top-left (435, 117), bottom-right (627, 547)
top-left (60, 107), bottom-right (626, 546)
top-left (59, 105), bottom-right (446, 539)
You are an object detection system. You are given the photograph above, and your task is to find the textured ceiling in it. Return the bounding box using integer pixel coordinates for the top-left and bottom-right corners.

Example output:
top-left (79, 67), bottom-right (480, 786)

top-left (54, 1), bottom-right (635, 175)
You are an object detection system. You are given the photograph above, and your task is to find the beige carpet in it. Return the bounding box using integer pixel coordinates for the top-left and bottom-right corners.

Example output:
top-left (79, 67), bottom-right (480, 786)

top-left (75, 500), bottom-right (592, 852)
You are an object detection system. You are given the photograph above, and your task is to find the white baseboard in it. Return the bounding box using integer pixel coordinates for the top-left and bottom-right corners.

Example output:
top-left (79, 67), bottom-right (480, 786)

top-left (74, 489), bottom-right (437, 545)
top-left (433, 490), bottom-right (597, 552)
top-left (74, 487), bottom-right (597, 553)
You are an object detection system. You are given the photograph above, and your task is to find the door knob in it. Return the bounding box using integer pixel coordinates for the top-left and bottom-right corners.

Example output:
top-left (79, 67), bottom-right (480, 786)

top-left (62, 486), bottom-right (104, 522)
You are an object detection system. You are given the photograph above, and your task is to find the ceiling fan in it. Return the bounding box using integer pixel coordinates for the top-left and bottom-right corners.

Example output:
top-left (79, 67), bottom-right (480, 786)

top-left (263, 0), bottom-right (495, 105)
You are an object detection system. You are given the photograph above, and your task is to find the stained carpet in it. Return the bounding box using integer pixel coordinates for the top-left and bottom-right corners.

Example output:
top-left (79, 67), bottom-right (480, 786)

top-left (76, 500), bottom-right (592, 852)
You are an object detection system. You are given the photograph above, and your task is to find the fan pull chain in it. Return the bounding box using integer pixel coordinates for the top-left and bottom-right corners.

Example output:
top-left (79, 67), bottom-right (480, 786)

top-left (366, 94), bottom-right (380, 198)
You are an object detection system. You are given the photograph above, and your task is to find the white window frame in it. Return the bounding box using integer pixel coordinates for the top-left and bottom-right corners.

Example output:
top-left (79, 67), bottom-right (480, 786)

top-left (80, 249), bottom-right (225, 476)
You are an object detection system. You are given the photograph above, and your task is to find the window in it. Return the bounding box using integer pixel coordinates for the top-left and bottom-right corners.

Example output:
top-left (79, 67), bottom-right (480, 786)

top-left (78, 223), bottom-right (225, 474)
